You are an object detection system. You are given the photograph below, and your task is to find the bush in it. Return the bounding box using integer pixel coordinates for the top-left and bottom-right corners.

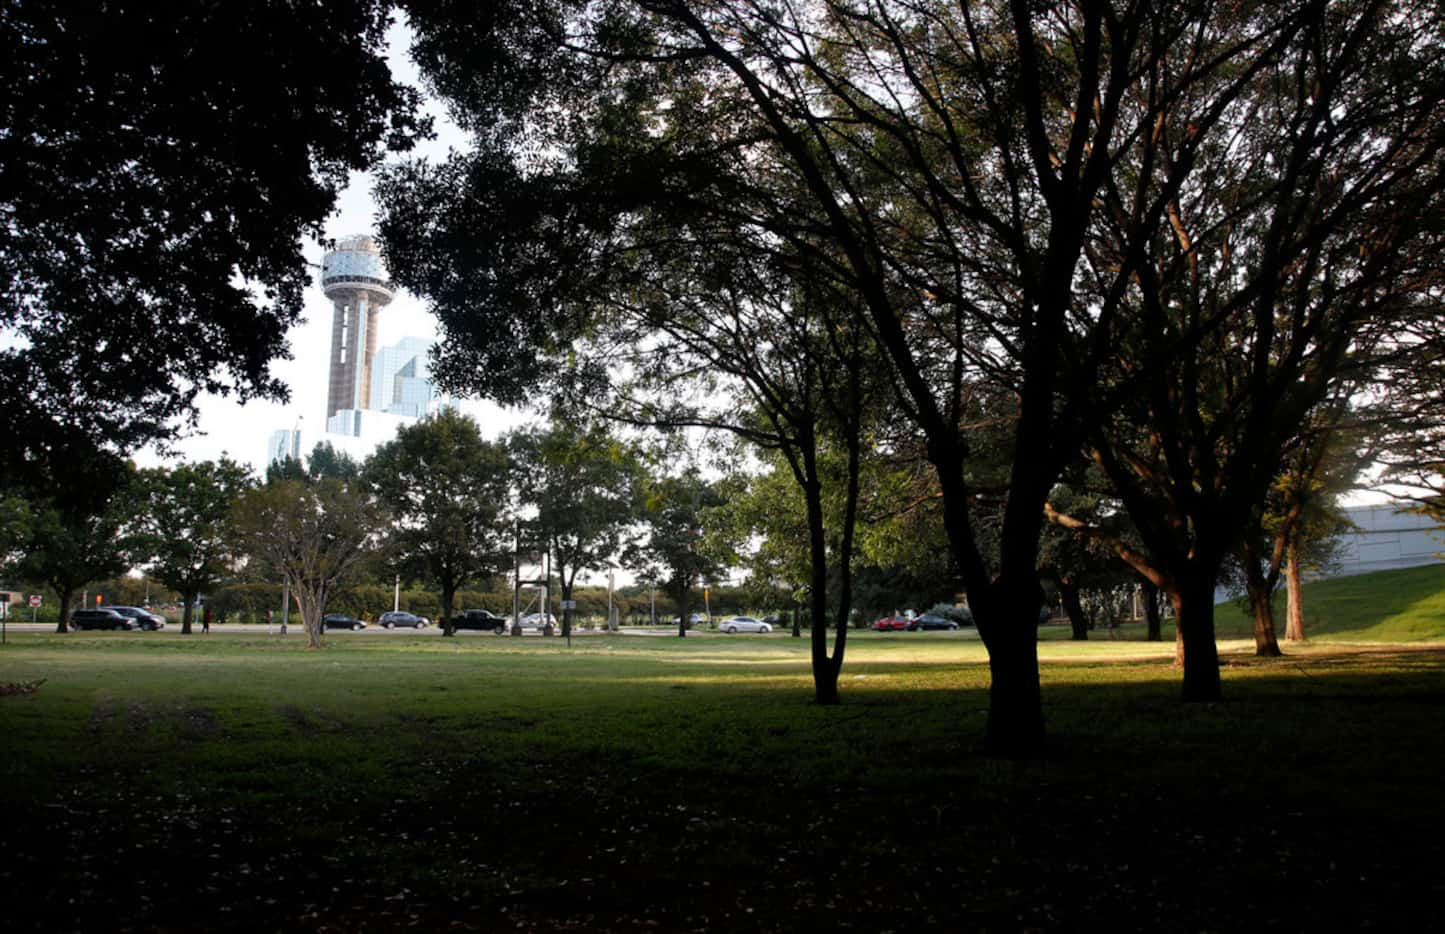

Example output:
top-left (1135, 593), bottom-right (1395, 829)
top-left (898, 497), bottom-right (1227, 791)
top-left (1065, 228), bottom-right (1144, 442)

top-left (928, 603), bottom-right (975, 626)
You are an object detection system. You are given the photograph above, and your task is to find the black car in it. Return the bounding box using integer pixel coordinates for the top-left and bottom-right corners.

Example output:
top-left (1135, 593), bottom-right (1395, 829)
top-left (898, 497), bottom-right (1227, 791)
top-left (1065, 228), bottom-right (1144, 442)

top-left (907, 613), bottom-right (960, 631)
top-left (321, 613), bottom-right (366, 631)
top-left (70, 608), bottom-right (134, 630)
top-left (102, 605), bottom-right (166, 630)
top-left (449, 609), bottom-right (508, 633)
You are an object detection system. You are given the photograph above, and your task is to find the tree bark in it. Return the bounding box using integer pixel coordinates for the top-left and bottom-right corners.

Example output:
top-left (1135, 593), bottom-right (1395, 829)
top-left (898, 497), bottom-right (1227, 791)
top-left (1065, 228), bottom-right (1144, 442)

top-left (1141, 579), bottom-right (1162, 642)
top-left (983, 613), bottom-right (1044, 758)
top-left (55, 586), bottom-right (75, 633)
top-left (791, 603), bottom-right (801, 638)
top-left (1058, 576), bottom-right (1089, 640)
top-left (677, 585), bottom-right (687, 638)
top-left (1241, 540), bottom-right (1283, 657)
top-left (1285, 543), bottom-right (1306, 642)
top-left (440, 583), bottom-right (456, 637)
top-left (973, 576), bottom-right (1046, 757)
top-left (180, 589), bottom-right (197, 635)
top-left (1245, 581), bottom-right (1283, 657)
top-left (1169, 577), bottom-right (1222, 701)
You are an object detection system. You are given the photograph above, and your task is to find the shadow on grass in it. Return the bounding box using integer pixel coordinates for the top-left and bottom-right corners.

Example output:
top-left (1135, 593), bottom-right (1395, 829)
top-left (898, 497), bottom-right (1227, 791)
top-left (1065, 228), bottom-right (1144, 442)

top-left (3, 643), bottom-right (1445, 931)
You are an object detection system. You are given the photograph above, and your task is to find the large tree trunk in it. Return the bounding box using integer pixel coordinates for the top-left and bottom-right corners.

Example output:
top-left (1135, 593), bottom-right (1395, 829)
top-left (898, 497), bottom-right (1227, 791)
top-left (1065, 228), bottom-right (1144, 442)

top-left (1169, 576), bottom-right (1222, 701)
top-left (1285, 543), bottom-right (1306, 642)
top-left (55, 586), bottom-right (76, 633)
top-left (982, 612), bottom-right (1043, 758)
top-left (180, 590), bottom-right (197, 635)
top-left (1244, 581), bottom-right (1282, 657)
top-left (803, 464), bottom-right (845, 705)
top-left (1058, 575), bottom-right (1089, 640)
top-left (1241, 541), bottom-right (1283, 657)
top-left (1141, 579), bottom-right (1162, 642)
top-left (560, 562), bottom-right (574, 641)
top-left (973, 576), bottom-right (1045, 757)
top-left (440, 583), bottom-right (456, 637)
top-left (296, 587), bottom-right (324, 649)
top-left (677, 586), bottom-right (688, 638)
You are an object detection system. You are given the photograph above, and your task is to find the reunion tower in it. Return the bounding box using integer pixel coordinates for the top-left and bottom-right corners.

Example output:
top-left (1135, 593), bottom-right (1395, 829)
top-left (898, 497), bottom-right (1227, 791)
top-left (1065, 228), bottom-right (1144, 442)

top-left (321, 235), bottom-right (395, 419)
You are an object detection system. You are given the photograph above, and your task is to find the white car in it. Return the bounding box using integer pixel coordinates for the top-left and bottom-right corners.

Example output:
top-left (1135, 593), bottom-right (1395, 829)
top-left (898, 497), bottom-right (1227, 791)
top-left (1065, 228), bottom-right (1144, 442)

top-left (721, 616), bottom-right (772, 634)
top-left (516, 612), bottom-right (558, 631)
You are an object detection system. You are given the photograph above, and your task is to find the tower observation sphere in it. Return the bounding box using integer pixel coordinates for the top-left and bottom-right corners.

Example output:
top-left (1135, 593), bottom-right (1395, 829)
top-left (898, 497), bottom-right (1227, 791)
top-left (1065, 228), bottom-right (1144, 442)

top-left (321, 235), bottom-right (395, 419)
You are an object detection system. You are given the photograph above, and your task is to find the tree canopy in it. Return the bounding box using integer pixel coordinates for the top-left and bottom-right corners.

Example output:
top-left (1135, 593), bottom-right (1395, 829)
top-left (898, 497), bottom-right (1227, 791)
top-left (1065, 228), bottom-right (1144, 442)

top-left (0, 0), bottom-right (426, 474)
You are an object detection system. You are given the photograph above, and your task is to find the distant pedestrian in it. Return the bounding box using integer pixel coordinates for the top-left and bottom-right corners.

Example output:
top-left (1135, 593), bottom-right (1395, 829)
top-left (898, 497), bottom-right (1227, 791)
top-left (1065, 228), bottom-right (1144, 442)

top-left (202, 605), bottom-right (212, 634)
top-left (266, 609), bottom-right (274, 631)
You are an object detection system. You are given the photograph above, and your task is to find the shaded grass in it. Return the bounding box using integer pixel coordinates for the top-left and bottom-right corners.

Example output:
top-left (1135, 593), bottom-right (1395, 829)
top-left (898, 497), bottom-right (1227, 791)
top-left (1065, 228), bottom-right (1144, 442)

top-left (3, 631), bottom-right (1445, 931)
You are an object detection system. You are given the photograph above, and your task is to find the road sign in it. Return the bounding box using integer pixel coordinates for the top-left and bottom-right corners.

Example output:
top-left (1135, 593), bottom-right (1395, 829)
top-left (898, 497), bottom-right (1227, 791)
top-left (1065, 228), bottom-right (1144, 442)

top-left (561, 600), bottom-right (577, 610)
top-left (28, 595), bottom-right (41, 607)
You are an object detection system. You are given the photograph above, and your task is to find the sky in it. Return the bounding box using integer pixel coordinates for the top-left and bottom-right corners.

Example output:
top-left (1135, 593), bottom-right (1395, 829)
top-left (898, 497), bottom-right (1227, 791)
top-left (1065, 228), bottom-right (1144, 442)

top-left (135, 19), bottom-right (524, 477)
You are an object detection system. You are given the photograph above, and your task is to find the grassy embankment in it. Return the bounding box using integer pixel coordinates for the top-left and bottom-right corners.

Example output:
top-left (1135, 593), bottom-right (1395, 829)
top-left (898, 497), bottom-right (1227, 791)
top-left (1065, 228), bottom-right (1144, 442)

top-left (1, 564), bottom-right (1443, 931)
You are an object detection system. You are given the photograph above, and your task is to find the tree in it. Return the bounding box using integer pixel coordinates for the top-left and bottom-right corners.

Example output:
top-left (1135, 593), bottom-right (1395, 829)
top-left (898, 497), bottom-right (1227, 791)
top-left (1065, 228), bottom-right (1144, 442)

top-left (1051, 1), bottom-right (1445, 697)
top-left (232, 478), bottom-right (380, 648)
top-left (2, 450), bottom-right (133, 632)
top-left (381, 0), bottom-right (1311, 753)
top-left (306, 442), bottom-right (363, 483)
top-left (508, 419), bottom-right (643, 640)
top-left (1235, 405), bottom-right (1367, 654)
top-left (629, 469), bottom-right (726, 639)
top-left (0, 1), bottom-right (425, 476)
top-left (130, 458), bottom-right (254, 635)
top-left (365, 410), bottom-right (510, 637)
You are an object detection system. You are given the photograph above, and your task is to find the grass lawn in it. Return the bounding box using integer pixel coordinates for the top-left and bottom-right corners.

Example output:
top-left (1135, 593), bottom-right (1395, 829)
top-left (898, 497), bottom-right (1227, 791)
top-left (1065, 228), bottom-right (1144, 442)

top-left (3, 592), bottom-right (1445, 930)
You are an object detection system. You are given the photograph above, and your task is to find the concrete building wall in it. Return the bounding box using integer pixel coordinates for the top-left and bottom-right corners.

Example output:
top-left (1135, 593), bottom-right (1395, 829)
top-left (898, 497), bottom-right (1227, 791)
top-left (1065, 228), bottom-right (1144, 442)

top-left (1331, 504), bottom-right (1445, 577)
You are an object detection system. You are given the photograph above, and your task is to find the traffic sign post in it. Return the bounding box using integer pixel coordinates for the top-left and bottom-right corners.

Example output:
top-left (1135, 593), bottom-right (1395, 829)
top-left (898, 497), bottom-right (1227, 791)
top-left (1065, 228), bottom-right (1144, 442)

top-left (29, 594), bottom-right (41, 624)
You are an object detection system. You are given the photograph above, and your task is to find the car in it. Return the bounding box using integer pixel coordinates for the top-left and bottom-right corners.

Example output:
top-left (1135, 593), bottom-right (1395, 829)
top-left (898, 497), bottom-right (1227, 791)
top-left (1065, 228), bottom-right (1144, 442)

top-left (70, 608), bottom-right (134, 631)
top-left (517, 612), bottom-right (558, 632)
top-left (870, 615), bottom-right (911, 632)
top-left (321, 613), bottom-right (366, 631)
top-left (378, 611), bottom-right (430, 629)
top-left (449, 609), bottom-right (508, 632)
top-left (721, 616), bottom-right (772, 634)
top-left (906, 613), bottom-right (960, 631)
top-left (668, 613), bottom-right (709, 628)
top-left (101, 605), bottom-right (166, 630)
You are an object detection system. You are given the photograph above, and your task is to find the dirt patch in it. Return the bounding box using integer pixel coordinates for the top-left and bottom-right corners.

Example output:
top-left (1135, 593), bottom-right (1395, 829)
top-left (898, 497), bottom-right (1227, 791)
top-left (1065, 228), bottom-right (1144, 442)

top-left (277, 703), bottom-right (347, 733)
top-left (85, 692), bottom-right (116, 734)
top-left (175, 704), bottom-right (224, 741)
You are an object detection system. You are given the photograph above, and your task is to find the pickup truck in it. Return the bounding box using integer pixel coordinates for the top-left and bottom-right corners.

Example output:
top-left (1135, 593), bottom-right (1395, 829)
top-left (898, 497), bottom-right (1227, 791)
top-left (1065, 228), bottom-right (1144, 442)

top-left (446, 609), bottom-right (508, 633)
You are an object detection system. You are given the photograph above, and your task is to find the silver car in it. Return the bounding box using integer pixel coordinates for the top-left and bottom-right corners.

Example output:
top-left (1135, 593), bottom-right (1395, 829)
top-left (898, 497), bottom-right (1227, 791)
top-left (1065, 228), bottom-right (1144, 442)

top-left (721, 616), bottom-right (772, 634)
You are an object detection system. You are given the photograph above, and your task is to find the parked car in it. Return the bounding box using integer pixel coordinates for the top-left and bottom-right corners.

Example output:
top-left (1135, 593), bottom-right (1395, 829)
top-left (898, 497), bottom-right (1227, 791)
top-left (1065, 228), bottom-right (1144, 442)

top-left (518, 612), bottom-right (558, 632)
top-left (721, 616), bottom-right (772, 634)
top-left (870, 615), bottom-right (912, 632)
top-left (378, 611), bottom-right (430, 629)
top-left (101, 605), bottom-right (166, 630)
top-left (906, 613), bottom-right (959, 631)
top-left (321, 613), bottom-right (366, 631)
top-left (70, 608), bottom-right (134, 631)
top-left (449, 609), bottom-right (508, 632)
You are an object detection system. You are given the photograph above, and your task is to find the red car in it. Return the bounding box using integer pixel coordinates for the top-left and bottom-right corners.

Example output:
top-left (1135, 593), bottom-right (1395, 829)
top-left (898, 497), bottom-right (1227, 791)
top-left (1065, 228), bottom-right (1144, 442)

top-left (870, 615), bottom-right (912, 631)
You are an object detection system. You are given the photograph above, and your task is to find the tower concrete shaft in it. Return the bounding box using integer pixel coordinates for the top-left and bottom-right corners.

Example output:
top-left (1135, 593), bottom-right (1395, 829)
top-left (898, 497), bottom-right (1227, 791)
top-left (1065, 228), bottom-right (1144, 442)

top-left (320, 235), bottom-right (395, 419)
